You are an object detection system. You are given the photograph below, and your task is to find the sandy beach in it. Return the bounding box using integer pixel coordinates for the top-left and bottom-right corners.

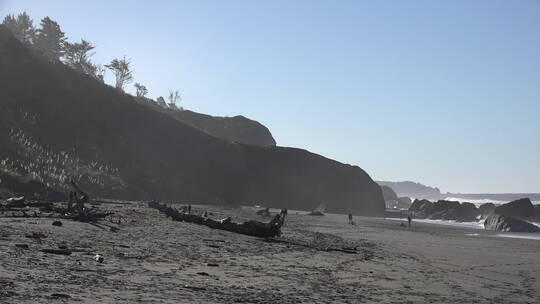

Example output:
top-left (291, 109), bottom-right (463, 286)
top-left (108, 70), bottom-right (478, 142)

top-left (1, 202), bottom-right (539, 303)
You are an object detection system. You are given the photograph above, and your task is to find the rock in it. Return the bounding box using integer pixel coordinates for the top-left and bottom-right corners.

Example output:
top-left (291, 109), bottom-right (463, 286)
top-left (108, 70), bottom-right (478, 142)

top-left (15, 244), bottom-right (29, 249)
top-left (50, 293), bottom-right (71, 299)
top-left (52, 221), bottom-right (62, 227)
top-left (428, 200), bottom-right (461, 220)
top-left (494, 198), bottom-right (535, 219)
top-left (478, 203), bottom-right (495, 217)
top-left (94, 254), bottom-right (104, 263)
top-left (307, 211), bottom-right (324, 216)
top-left (455, 202), bottom-right (481, 222)
top-left (41, 249), bottom-right (72, 255)
top-left (411, 199), bottom-right (479, 221)
top-left (409, 199), bottom-right (433, 218)
top-left (25, 232), bottom-right (47, 239)
top-left (484, 214), bottom-right (540, 232)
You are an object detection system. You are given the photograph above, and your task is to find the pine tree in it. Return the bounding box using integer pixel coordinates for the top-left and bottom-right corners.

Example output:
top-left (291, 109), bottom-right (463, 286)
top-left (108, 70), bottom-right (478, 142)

top-left (34, 17), bottom-right (66, 61)
top-left (2, 12), bottom-right (36, 44)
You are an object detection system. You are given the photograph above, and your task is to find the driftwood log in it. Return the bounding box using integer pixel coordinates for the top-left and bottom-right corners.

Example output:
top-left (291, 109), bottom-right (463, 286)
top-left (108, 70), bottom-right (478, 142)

top-left (148, 201), bottom-right (286, 238)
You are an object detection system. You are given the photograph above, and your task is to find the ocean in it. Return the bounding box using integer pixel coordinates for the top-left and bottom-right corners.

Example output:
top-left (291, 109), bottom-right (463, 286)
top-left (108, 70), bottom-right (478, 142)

top-left (443, 197), bottom-right (540, 207)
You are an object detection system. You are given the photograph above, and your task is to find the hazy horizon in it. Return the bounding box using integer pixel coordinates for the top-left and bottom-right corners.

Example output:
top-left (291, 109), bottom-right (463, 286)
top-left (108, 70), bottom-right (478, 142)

top-left (2, 0), bottom-right (539, 193)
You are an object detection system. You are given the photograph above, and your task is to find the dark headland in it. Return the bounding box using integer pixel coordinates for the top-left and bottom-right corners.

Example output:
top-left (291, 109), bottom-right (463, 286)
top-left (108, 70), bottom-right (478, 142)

top-left (0, 25), bottom-right (384, 216)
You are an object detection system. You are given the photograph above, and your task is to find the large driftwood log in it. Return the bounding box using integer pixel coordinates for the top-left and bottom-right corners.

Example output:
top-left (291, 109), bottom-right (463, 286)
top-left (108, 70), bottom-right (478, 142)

top-left (148, 201), bottom-right (286, 238)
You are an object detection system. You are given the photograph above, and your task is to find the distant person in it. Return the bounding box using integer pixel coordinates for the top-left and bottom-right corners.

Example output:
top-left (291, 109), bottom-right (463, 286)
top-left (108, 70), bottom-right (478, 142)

top-left (188, 205), bottom-right (192, 214)
top-left (348, 213), bottom-right (353, 225)
top-left (407, 213), bottom-right (412, 229)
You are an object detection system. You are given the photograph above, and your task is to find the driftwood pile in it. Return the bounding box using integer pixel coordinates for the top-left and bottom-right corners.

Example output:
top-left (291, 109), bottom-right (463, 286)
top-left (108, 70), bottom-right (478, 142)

top-left (148, 201), bottom-right (286, 238)
top-left (0, 179), bottom-right (112, 223)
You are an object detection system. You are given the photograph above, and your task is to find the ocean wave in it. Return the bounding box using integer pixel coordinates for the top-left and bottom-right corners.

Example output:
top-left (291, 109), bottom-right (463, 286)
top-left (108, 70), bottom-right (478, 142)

top-left (443, 197), bottom-right (540, 207)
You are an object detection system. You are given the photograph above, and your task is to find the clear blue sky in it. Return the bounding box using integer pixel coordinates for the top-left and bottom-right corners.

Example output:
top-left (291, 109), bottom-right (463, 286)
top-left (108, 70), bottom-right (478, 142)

top-left (2, 0), bottom-right (539, 193)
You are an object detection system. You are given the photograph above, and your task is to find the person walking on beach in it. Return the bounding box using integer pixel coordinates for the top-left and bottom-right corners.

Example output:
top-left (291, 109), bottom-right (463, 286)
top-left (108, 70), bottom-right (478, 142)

top-left (348, 213), bottom-right (353, 225)
top-left (407, 212), bottom-right (412, 229)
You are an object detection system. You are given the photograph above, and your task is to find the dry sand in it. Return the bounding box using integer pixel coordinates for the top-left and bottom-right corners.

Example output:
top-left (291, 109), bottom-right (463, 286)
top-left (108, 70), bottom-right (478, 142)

top-left (1, 202), bottom-right (539, 303)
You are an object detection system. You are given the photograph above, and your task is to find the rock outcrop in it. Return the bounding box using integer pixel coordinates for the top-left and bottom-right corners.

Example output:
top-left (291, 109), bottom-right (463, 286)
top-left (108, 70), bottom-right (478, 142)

top-left (456, 202), bottom-right (481, 222)
top-left (484, 214), bottom-right (540, 233)
top-left (410, 199), bottom-right (480, 222)
top-left (409, 199), bottom-right (433, 218)
top-left (494, 198), bottom-right (535, 219)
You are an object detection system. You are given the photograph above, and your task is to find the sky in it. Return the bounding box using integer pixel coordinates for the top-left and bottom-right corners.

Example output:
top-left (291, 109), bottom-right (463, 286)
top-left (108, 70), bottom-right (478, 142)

top-left (1, 0), bottom-right (539, 193)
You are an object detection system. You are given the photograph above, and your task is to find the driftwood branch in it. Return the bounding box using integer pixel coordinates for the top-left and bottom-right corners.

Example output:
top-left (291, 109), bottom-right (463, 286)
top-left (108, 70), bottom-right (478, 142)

top-left (148, 201), bottom-right (286, 238)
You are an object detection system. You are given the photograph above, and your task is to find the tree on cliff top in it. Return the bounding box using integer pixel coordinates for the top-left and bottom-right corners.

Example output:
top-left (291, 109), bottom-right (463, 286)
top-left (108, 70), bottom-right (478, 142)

top-left (34, 17), bottom-right (66, 61)
top-left (106, 56), bottom-right (133, 91)
top-left (2, 12), bottom-right (35, 45)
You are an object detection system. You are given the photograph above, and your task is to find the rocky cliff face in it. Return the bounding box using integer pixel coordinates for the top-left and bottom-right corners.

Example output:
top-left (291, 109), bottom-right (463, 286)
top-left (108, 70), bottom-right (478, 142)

top-left (0, 26), bottom-right (385, 215)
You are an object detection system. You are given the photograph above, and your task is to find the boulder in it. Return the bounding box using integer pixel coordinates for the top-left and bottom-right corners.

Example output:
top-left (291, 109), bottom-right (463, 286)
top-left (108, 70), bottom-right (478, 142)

top-left (409, 199), bottom-right (433, 218)
top-left (484, 214), bottom-right (540, 232)
top-left (428, 200), bottom-right (460, 220)
top-left (455, 202), bottom-right (481, 222)
top-left (535, 205), bottom-right (540, 217)
top-left (478, 203), bottom-right (495, 217)
top-left (411, 199), bottom-right (480, 221)
top-left (494, 198), bottom-right (534, 219)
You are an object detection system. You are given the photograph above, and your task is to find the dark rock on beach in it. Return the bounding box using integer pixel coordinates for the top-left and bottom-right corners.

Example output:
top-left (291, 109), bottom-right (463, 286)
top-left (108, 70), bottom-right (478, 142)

top-left (427, 200), bottom-right (461, 220)
top-left (494, 198), bottom-right (535, 219)
top-left (409, 199), bottom-right (433, 218)
top-left (484, 214), bottom-right (540, 233)
top-left (427, 201), bottom-right (479, 222)
top-left (410, 199), bottom-right (479, 222)
top-left (456, 202), bottom-right (481, 222)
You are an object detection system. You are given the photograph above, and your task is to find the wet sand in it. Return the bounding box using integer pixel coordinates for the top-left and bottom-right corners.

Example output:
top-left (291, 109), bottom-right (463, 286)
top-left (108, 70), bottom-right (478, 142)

top-left (1, 202), bottom-right (539, 303)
